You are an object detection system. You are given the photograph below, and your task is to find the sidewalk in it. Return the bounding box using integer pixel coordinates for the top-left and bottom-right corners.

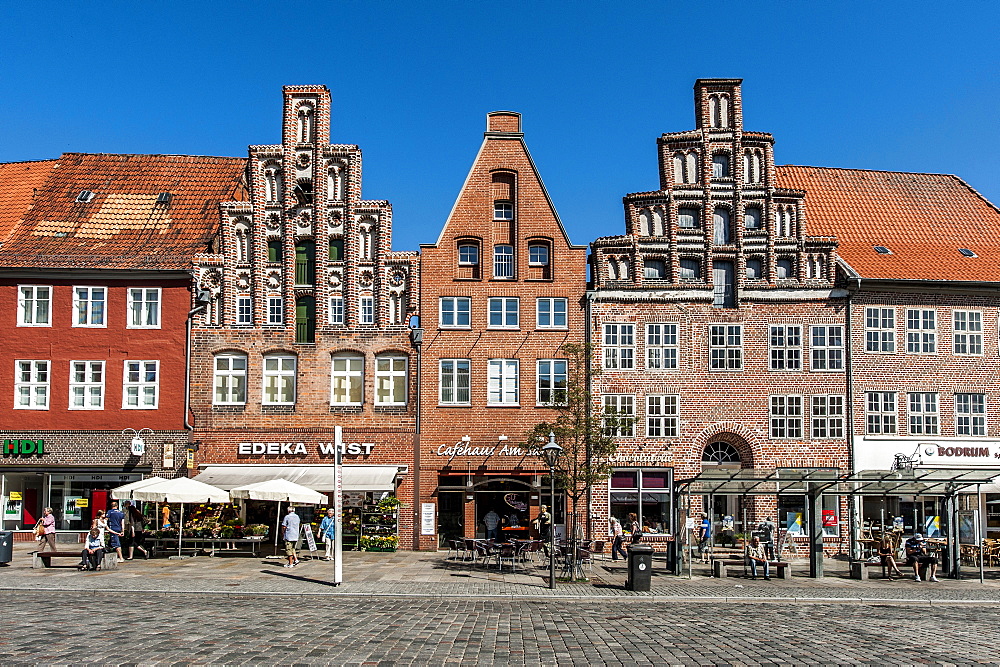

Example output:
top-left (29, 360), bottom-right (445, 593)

top-left (4, 542), bottom-right (999, 604)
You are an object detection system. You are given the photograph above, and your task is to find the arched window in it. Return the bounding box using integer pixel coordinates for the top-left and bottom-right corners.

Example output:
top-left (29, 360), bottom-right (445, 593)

top-left (712, 154), bottom-right (730, 179)
top-left (388, 292), bottom-right (405, 325)
top-left (618, 258), bottom-right (630, 280)
top-left (713, 208), bottom-right (731, 245)
top-left (528, 242), bottom-right (550, 266)
top-left (673, 153), bottom-right (685, 184)
top-left (375, 354), bottom-right (407, 406)
top-left (234, 221), bottom-right (251, 264)
top-left (359, 224), bottom-right (373, 260)
top-left (652, 208), bottom-right (664, 236)
top-left (638, 209), bottom-right (651, 236)
top-left (330, 353), bottom-right (364, 406)
top-left (703, 441), bottom-right (741, 465)
top-left (494, 244), bottom-right (514, 279)
top-left (264, 169), bottom-right (281, 202)
top-left (327, 164), bottom-right (345, 201)
top-left (685, 152), bottom-right (698, 183)
top-left (607, 258), bottom-right (618, 280)
top-left (709, 94), bottom-right (730, 128)
top-left (744, 207), bottom-right (761, 230)
top-left (297, 106), bottom-right (313, 143)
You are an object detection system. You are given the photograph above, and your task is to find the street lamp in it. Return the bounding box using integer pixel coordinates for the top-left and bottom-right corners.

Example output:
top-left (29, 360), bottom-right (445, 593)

top-left (541, 430), bottom-right (563, 589)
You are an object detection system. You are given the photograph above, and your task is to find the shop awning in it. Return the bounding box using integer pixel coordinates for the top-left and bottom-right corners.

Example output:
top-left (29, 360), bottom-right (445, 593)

top-left (192, 465), bottom-right (405, 492)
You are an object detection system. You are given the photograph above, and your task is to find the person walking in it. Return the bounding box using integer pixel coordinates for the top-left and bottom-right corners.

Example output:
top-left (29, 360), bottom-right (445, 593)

top-left (39, 507), bottom-right (57, 552)
top-left (318, 508), bottom-right (337, 561)
top-left (609, 516), bottom-right (627, 560)
top-left (757, 516), bottom-right (776, 561)
top-left (535, 505), bottom-right (552, 556)
top-left (80, 527), bottom-right (104, 571)
top-left (697, 512), bottom-right (711, 563)
top-left (281, 506), bottom-right (301, 568)
top-left (125, 503), bottom-right (150, 560)
top-left (106, 500), bottom-right (126, 562)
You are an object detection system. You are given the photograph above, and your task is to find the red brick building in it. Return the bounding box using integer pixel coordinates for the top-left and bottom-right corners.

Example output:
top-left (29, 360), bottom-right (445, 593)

top-left (188, 86), bottom-right (420, 548)
top-left (0, 153), bottom-right (245, 531)
top-left (417, 112), bottom-right (588, 549)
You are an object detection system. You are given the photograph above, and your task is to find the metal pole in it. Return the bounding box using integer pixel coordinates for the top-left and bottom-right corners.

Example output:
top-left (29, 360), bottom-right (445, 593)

top-left (334, 425), bottom-right (343, 585)
top-left (978, 484), bottom-right (984, 585)
top-left (549, 465), bottom-right (556, 589)
top-left (178, 503), bottom-right (184, 557)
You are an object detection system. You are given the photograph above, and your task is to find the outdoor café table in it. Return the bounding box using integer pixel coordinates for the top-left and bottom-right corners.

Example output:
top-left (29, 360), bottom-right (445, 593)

top-left (510, 539), bottom-right (533, 562)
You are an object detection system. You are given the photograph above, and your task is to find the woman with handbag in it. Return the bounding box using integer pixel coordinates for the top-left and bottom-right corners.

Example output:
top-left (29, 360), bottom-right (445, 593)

top-left (126, 503), bottom-right (150, 560)
top-left (39, 507), bottom-right (57, 552)
top-left (628, 512), bottom-right (642, 544)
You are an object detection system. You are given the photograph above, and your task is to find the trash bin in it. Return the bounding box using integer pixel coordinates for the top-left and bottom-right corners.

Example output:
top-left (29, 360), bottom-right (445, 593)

top-left (626, 543), bottom-right (654, 591)
top-left (0, 531), bottom-right (13, 564)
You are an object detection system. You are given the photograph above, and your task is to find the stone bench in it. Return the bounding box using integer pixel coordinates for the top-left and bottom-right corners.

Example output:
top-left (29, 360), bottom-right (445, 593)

top-left (32, 550), bottom-right (118, 570)
top-left (713, 559), bottom-right (791, 579)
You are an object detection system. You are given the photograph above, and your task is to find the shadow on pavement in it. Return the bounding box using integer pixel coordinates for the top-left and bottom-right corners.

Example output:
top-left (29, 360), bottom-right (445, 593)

top-left (261, 569), bottom-right (341, 588)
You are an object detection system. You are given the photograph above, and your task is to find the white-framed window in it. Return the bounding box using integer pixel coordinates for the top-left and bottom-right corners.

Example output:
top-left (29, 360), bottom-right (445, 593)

top-left (359, 296), bottom-right (374, 325)
top-left (677, 207), bottom-right (699, 229)
top-left (458, 243), bottom-right (479, 266)
top-left (439, 297), bottom-right (471, 328)
top-left (267, 297), bottom-right (283, 325)
top-left (646, 394), bottom-right (679, 437)
top-left (646, 323), bottom-right (678, 370)
top-left (375, 355), bottom-right (407, 406)
top-left (770, 395), bottom-right (803, 439)
top-left (528, 244), bottom-right (549, 266)
top-left (865, 307), bottom-right (895, 353)
top-left (603, 323), bottom-right (635, 370)
top-left (123, 360), bottom-right (159, 409)
top-left (866, 391), bottom-right (897, 434)
top-left (536, 359), bottom-right (567, 406)
top-left (488, 297), bottom-right (519, 328)
top-left (487, 359), bottom-right (519, 405)
top-left (17, 285), bottom-right (51, 326)
top-left (769, 325), bottom-right (802, 371)
top-left (127, 288), bottom-right (161, 329)
top-left (494, 201), bottom-right (513, 220)
top-left (73, 286), bottom-right (106, 327)
top-left (236, 297), bottom-right (253, 325)
top-left (811, 325), bottom-right (844, 371)
top-left (953, 310), bottom-right (983, 355)
top-left (262, 355), bottom-right (296, 405)
top-left (493, 245), bottom-right (514, 279)
top-left (330, 355), bottom-right (363, 406)
top-left (955, 393), bottom-right (986, 436)
top-left (69, 361), bottom-right (104, 410)
top-left (906, 309), bottom-right (936, 354)
top-left (15, 360), bottom-right (49, 409)
top-left (439, 359), bottom-right (471, 405)
top-left (810, 395), bottom-right (844, 438)
top-left (709, 324), bottom-right (743, 371)
top-left (213, 354), bottom-right (247, 405)
top-left (536, 297), bottom-right (567, 329)
top-left (908, 392), bottom-right (939, 436)
top-left (602, 394), bottom-right (635, 437)
top-left (328, 295), bottom-right (344, 325)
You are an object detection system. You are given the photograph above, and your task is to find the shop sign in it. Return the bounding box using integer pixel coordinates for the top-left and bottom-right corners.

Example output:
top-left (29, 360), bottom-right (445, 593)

top-left (433, 443), bottom-right (541, 457)
top-left (237, 442), bottom-right (375, 457)
top-left (9, 492), bottom-right (22, 501)
top-left (75, 498), bottom-right (89, 508)
top-left (924, 445), bottom-right (999, 459)
top-left (3, 439), bottom-right (44, 456)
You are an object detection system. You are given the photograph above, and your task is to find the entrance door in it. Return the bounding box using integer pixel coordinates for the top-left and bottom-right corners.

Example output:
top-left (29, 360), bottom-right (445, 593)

top-left (437, 491), bottom-right (464, 548)
top-left (23, 488), bottom-right (39, 526)
top-left (473, 479), bottom-right (531, 541)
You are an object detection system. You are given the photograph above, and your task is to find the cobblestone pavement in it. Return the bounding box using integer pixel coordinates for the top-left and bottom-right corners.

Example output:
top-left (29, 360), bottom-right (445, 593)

top-left (1, 590), bottom-right (998, 665)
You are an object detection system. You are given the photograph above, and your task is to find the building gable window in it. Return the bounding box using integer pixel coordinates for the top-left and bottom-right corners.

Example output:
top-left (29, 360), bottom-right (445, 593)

top-left (359, 296), bottom-right (374, 325)
top-left (493, 244), bottom-right (514, 279)
top-left (237, 297), bottom-right (252, 325)
top-left (331, 354), bottom-right (363, 406)
top-left (458, 243), bottom-right (479, 266)
top-left (679, 258), bottom-right (701, 281)
top-left (745, 258), bottom-right (764, 280)
top-left (493, 201), bottom-right (514, 221)
top-left (744, 207), bottom-right (761, 230)
top-left (528, 243), bottom-right (549, 266)
top-left (643, 259), bottom-right (666, 280)
top-left (267, 297), bottom-right (284, 325)
top-left (677, 207), bottom-right (699, 230)
top-left (712, 261), bottom-right (736, 308)
top-left (214, 354), bottom-right (247, 405)
top-left (262, 355), bottom-right (296, 406)
top-left (328, 295), bottom-right (344, 325)
top-left (328, 238), bottom-right (344, 261)
top-left (712, 154), bottom-right (730, 179)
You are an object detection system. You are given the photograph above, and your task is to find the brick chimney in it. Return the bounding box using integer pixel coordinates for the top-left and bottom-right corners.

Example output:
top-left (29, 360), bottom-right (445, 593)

top-left (486, 111), bottom-right (522, 134)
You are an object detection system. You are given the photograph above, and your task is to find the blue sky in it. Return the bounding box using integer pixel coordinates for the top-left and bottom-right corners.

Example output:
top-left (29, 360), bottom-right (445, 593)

top-left (1, 1), bottom-right (997, 251)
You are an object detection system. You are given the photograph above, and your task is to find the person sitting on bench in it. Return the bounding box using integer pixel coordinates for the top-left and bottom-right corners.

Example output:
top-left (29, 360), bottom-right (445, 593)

top-left (878, 533), bottom-right (905, 579)
top-left (904, 533), bottom-right (939, 582)
top-left (80, 527), bottom-right (104, 571)
top-left (745, 535), bottom-right (770, 580)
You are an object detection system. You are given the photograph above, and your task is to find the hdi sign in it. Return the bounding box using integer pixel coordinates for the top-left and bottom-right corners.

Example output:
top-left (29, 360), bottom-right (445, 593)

top-left (3, 439), bottom-right (44, 456)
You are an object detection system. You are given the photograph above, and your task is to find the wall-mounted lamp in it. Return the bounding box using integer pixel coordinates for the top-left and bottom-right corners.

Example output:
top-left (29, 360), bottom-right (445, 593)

top-left (122, 428), bottom-right (153, 456)
top-left (497, 435), bottom-right (508, 443)
top-left (461, 435), bottom-right (471, 443)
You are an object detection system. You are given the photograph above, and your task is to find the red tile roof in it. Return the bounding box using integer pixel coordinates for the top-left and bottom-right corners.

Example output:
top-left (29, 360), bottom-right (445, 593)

top-left (0, 159), bottom-right (58, 244)
top-left (0, 153), bottom-right (247, 271)
top-left (776, 166), bottom-right (1000, 282)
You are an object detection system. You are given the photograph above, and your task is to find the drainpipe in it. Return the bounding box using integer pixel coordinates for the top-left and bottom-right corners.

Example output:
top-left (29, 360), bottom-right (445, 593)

top-left (184, 288), bottom-right (208, 471)
top-left (584, 291), bottom-right (594, 541)
top-left (845, 277), bottom-right (859, 560)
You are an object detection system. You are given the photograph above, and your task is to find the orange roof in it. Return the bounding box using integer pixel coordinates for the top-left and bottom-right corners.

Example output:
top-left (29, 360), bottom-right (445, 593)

top-left (777, 166), bottom-right (1000, 282)
top-left (0, 153), bottom-right (247, 271)
top-left (0, 159), bottom-right (58, 244)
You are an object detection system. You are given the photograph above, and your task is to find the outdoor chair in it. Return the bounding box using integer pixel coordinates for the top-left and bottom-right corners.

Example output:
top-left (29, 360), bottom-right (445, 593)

top-left (473, 540), bottom-right (493, 566)
top-left (590, 540), bottom-right (606, 560)
top-left (445, 540), bottom-right (459, 560)
top-left (495, 543), bottom-right (518, 572)
top-left (463, 539), bottom-right (477, 562)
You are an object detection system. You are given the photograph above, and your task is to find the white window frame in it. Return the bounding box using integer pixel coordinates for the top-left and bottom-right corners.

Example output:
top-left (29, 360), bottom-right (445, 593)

top-left (493, 201), bottom-right (514, 221)
top-left (439, 297), bottom-right (471, 329)
top-left (122, 360), bottom-right (159, 409)
top-left (908, 392), bottom-right (939, 436)
top-left (866, 391), bottom-right (897, 435)
top-left (955, 393), bottom-right (986, 436)
top-left (17, 285), bottom-right (51, 327)
top-left (603, 323), bottom-right (635, 370)
top-left (602, 394), bottom-right (635, 437)
top-left (439, 359), bottom-right (471, 406)
top-left (905, 309), bottom-right (937, 354)
top-left (865, 307), bottom-right (895, 353)
top-left (330, 355), bottom-right (364, 406)
top-left (14, 360), bottom-right (49, 409)
top-left (709, 324), bottom-right (743, 371)
top-left (267, 297), bottom-right (284, 325)
top-left (213, 354), bottom-right (247, 406)
top-left (810, 325), bottom-right (844, 372)
top-left (375, 355), bottom-right (407, 406)
top-left (488, 297), bottom-right (519, 329)
top-left (458, 243), bottom-right (479, 266)
top-left (536, 359), bottom-right (567, 406)
top-left (528, 244), bottom-right (549, 266)
top-left (359, 296), bottom-right (374, 325)
top-left (536, 298), bottom-right (567, 329)
top-left (493, 245), bottom-right (514, 279)
top-left (69, 360), bottom-right (105, 410)
top-left (645, 323), bottom-right (679, 370)
top-left (646, 394), bottom-right (679, 437)
top-left (328, 295), bottom-right (344, 325)
top-left (769, 325), bottom-right (802, 371)
top-left (769, 395), bottom-right (803, 439)
top-left (810, 395), bottom-right (844, 439)
top-left (236, 296), bottom-right (253, 326)
top-left (72, 286), bottom-right (107, 327)
top-left (487, 359), bottom-right (519, 405)
top-left (953, 310), bottom-right (983, 356)
top-left (262, 355), bottom-right (296, 406)
top-left (127, 288), bottom-right (161, 329)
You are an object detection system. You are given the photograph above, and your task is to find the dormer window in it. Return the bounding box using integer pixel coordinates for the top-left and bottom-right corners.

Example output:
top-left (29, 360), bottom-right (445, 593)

top-left (494, 201), bottom-right (513, 221)
top-left (712, 154), bottom-right (730, 179)
top-left (528, 243), bottom-right (549, 266)
top-left (458, 243), bottom-right (479, 266)
top-left (75, 190), bottom-right (95, 203)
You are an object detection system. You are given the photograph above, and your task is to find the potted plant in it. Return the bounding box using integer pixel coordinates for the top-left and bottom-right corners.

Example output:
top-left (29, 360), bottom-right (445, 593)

top-left (376, 496), bottom-right (401, 512)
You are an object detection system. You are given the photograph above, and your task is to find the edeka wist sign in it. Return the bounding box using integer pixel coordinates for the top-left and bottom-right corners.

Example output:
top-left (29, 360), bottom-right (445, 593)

top-left (237, 441), bottom-right (375, 457)
top-left (3, 439), bottom-right (44, 456)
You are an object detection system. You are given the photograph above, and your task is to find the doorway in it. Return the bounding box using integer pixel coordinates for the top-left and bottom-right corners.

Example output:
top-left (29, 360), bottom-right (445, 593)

top-left (473, 478), bottom-right (531, 540)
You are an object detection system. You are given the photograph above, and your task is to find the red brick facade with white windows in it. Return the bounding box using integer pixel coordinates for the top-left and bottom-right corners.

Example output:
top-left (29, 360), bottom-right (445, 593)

top-left (416, 112), bottom-right (589, 550)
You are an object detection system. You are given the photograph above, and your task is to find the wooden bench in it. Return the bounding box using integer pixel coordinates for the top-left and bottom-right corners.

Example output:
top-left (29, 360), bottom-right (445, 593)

top-left (713, 558), bottom-right (791, 579)
top-left (31, 550), bottom-right (118, 570)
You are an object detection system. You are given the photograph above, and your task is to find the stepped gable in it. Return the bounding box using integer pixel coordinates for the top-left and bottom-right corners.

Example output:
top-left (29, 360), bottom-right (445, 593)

top-left (0, 152), bottom-right (247, 270)
top-left (777, 165), bottom-right (1000, 282)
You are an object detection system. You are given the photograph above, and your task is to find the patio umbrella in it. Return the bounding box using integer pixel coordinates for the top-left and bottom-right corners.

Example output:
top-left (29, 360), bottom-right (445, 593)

top-left (229, 479), bottom-right (328, 549)
top-left (132, 477), bottom-right (230, 556)
top-left (109, 476), bottom-right (168, 500)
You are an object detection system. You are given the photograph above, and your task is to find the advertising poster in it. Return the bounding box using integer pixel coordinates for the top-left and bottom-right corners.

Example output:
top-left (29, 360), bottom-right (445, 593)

top-left (3, 497), bottom-right (22, 522)
top-left (924, 515), bottom-right (942, 538)
top-left (63, 496), bottom-right (83, 521)
top-left (822, 509), bottom-right (838, 527)
top-left (786, 512), bottom-right (804, 535)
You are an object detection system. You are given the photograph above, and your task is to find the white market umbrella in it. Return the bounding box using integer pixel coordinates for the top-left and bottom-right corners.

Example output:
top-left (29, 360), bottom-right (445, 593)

top-left (229, 479), bottom-right (328, 549)
top-left (132, 477), bottom-right (230, 556)
top-left (110, 476), bottom-right (168, 500)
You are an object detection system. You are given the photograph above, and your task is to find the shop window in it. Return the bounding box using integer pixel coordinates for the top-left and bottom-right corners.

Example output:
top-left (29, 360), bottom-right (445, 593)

top-left (375, 355), bottom-right (407, 406)
top-left (127, 288), bottom-right (161, 328)
top-left (602, 323), bottom-right (634, 370)
top-left (609, 469), bottom-right (673, 534)
top-left (15, 360), bottom-right (49, 409)
top-left (69, 360), bottom-right (104, 410)
top-left (17, 285), bottom-right (51, 326)
top-left (439, 359), bottom-right (470, 405)
top-left (73, 286), bottom-right (106, 327)
top-left (214, 355), bottom-right (247, 405)
top-left (123, 360), bottom-right (159, 409)
top-left (645, 323), bottom-right (678, 370)
top-left (331, 354), bottom-right (363, 406)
